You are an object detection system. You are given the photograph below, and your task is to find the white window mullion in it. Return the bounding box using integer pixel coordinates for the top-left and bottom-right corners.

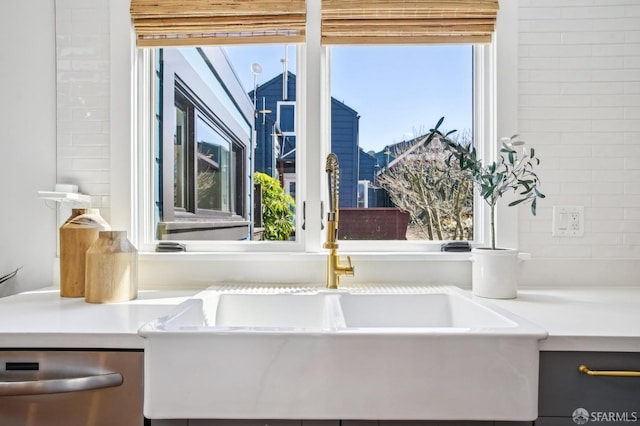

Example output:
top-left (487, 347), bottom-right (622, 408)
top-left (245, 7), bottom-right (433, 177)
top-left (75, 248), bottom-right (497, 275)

top-left (134, 48), bottom-right (157, 252)
top-left (301, 0), bottom-right (325, 253)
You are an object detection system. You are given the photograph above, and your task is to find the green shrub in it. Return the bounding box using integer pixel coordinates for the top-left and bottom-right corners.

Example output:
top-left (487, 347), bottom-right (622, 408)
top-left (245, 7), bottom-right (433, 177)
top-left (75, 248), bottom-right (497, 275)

top-left (254, 172), bottom-right (295, 241)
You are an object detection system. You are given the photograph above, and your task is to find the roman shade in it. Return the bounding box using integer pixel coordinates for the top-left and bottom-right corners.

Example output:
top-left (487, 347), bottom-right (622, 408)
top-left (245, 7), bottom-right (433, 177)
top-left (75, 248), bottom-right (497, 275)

top-left (130, 0), bottom-right (306, 47)
top-left (321, 0), bottom-right (499, 45)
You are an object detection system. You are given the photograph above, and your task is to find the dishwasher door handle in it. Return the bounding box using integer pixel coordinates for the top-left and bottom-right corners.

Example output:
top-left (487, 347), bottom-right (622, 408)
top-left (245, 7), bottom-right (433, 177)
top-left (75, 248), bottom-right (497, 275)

top-left (0, 372), bottom-right (123, 396)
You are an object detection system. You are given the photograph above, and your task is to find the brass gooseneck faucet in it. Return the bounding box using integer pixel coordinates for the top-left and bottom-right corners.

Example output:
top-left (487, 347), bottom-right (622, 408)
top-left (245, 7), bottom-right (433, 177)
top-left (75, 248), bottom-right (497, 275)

top-left (323, 153), bottom-right (354, 289)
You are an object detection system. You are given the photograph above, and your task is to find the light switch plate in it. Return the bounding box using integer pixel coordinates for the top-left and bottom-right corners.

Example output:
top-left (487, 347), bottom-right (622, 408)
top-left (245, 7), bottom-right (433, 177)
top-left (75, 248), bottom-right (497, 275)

top-left (552, 205), bottom-right (584, 237)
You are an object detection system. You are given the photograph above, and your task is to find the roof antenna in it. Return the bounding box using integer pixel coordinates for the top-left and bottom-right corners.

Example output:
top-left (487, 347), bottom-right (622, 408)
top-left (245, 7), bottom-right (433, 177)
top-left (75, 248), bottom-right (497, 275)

top-left (251, 63), bottom-right (262, 117)
top-left (281, 45), bottom-right (288, 100)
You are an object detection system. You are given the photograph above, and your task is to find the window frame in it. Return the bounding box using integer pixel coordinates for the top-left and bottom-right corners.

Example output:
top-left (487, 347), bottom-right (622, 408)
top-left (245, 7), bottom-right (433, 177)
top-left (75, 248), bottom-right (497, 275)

top-left (136, 45), bottom-right (489, 252)
top-left (124, 0), bottom-right (518, 256)
top-left (169, 82), bottom-right (246, 220)
top-left (154, 47), bottom-right (252, 242)
top-left (277, 101), bottom-right (297, 135)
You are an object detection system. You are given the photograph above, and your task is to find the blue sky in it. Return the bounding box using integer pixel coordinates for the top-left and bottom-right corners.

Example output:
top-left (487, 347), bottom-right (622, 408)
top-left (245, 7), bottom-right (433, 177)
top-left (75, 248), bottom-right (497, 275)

top-left (224, 45), bottom-right (472, 152)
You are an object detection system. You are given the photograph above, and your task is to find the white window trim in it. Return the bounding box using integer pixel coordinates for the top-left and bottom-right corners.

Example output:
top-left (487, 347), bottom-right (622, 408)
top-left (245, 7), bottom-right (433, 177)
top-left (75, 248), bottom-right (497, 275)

top-left (109, 0), bottom-right (518, 286)
top-left (276, 101), bottom-right (297, 135)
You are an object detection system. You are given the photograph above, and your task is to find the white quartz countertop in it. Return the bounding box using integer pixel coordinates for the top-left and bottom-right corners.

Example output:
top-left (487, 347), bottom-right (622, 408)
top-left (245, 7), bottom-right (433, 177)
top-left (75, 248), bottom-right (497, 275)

top-left (0, 286), bottom-right (638, 351)
top-left (0, 288), bottom-right (195, 349)
top-left (485, 287), bottom-right (640, 352)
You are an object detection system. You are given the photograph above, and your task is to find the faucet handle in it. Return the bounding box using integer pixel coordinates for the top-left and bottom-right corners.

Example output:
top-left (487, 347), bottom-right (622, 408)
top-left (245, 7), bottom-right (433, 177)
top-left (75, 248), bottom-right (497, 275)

top-left (344, 255), bottom-right (355, 276)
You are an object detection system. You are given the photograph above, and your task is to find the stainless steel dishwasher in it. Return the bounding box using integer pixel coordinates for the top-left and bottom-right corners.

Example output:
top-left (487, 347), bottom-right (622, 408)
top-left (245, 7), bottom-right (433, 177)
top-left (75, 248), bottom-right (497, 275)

top-left (0, 350), bottom-right (145, 426)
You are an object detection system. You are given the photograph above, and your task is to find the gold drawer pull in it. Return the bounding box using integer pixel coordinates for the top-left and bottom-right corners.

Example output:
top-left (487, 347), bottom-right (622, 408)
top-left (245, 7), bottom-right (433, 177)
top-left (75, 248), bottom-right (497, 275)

top-left (578, 364), bottom-right (640, 377)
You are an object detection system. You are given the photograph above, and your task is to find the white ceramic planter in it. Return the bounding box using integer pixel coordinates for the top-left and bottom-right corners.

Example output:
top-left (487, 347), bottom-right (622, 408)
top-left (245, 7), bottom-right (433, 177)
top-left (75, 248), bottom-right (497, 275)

top-left (471, 248), bottom-right (525, 299)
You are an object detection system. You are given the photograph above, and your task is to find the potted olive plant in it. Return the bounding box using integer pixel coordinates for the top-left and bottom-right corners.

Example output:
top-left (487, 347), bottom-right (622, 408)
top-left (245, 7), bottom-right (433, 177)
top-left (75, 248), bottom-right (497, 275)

top-left (426, 117), bottom-right (545, 298)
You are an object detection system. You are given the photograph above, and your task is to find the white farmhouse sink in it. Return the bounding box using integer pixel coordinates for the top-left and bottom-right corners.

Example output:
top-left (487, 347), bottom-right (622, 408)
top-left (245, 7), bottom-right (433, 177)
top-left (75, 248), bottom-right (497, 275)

top-left (210, 293), bottom-right (342, 329)
top-left (140, 286), bottom-right (547, 421)
top-left (338, 293), bottom-right (516, 329)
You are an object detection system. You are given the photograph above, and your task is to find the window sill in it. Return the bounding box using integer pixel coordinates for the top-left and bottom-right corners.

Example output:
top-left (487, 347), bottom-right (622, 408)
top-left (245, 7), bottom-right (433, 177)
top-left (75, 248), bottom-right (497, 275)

top-left (140, 250), bottom-right (471, 262)
top-left (137, 251), bottom-right (472, 290)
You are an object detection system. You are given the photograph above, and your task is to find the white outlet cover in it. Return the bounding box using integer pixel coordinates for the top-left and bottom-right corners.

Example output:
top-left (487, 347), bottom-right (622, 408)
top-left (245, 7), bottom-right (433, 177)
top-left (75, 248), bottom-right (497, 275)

top-left (552, 205), bottom-right (585, 237)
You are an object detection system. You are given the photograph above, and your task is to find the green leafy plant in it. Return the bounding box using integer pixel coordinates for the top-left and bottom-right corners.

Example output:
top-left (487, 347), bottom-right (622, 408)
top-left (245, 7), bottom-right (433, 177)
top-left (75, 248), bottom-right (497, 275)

top-left (426, 117), bottom-right (545, 250)
top-left (254, 172), bottom-right (295, 241)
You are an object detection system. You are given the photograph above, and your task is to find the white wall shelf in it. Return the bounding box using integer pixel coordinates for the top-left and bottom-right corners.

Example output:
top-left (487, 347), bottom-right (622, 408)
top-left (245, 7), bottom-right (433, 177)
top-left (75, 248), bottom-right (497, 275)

top-left (37, 191), bottom-right (91, 205)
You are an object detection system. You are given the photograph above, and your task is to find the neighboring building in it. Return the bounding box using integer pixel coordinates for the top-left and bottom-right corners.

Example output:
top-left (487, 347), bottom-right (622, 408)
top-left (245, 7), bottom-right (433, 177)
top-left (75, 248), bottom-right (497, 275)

top-left (251, 71), bottom-right (297, 188)
top-left (156, 47), bottom-right (255, 241)
top-left (358, 148), bottom-right (392, 208)
top-left (330, 98), bottom-right (360, 207)
top-left (251, 72), bottom-right (360, 208)
top-left (358, 136), bottom-right (438, 209)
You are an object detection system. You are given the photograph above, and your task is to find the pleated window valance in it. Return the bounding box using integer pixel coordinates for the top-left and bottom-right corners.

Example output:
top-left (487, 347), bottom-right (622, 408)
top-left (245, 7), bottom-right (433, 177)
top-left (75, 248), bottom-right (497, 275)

top-left (321, 0), bottom-right (499, 45)
top-left (130, 0), bottom-right (306, 47)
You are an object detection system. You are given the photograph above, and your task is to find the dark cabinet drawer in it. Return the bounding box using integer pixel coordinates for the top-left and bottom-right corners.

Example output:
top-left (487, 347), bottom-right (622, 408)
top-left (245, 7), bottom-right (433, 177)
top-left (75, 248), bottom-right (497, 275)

top-left (539, 352), bottom-right (640, 419)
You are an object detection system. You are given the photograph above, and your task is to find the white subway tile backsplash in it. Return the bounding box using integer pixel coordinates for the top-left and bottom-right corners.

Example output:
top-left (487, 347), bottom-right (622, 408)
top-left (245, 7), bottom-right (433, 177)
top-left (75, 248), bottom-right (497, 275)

top-left (591, 158), bottom-right (626, 170)
top-left (624, 159), bottom-right (640, 171)
top-left (519, 32), bottom-right (562, 46)
top-left (623, 233), bottom-right (640, 246)
top-left (561, 182), bottom-right (618, 195)
top-left (591, 182), bottom-right (625, 195)
top-left (561, 82), bottom-right (627, 95)
top-left (592, 170), bottom-right (638, 183)
top-left (562, 6), bottom-right (628, 20)
top-left (593, 245), bottom-right (640, 259)
top-left (624, 182), bottom-right (640, 194)
top-left (593, 94), bottom-right (640, 107)
top-left (519, 18), bottom-right (594, 33)
top-left (591, 220), bottom-right (625, 233)
top-left (520, 7), bottom-right (563, 21)
top-left (584, 232), bottom-right (624, 246)
top-left (624, 82), bottom-right (640, 93)
top-left (71, 107), bottom-right (109, 121)
top-left (519, 0), bottom-right (640, 261)
top-left (525, 44), bottom-right (592, 58)
top-left (593, 194), bottom-right (640, 208)
top-left (559, 157), bottom-right (595, 170)
top-left (625, 107), bottom-right (640, 119)
top-left (625, 208), bottom-right (640, 220)
top-left (592, 119), bottom-right (640, 132)
top-left (623, 221), bottom-right (640, 233)
top-left (594, 19), bottom-right (640, 32)
top-left (57, 119), bottom-right (103, 134)
top-left (56, 0), bottom-right (110, 219)
top-left (529, 220), bottom-right (554, 234)
top-left (589, 209), bottom-right (625, 223)
top-left (540, 145), bottom-right (591, 159)
top-left (72, 158), bottom-right (109, 170)
top-left (591, 145), bottom-right (629, 158)
top-left (560, 131), bottom-right (620, 145)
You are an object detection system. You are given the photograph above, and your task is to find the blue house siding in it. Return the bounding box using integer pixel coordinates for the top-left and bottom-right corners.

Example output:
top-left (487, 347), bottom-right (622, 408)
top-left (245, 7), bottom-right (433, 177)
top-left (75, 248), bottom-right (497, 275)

top-left (250, 72), bottom-right (296, 176)
top-left (359, 149), bottom-right (377, 182)
top-left (251, 73), bottom-right (360, 208)
top-left (331, 98), bottom-right (359, 207)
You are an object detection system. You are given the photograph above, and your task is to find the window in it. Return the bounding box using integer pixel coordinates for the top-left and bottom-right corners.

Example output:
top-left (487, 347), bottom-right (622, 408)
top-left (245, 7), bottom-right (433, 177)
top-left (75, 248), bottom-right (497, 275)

top-left (175, 94), bottom-right (238, 215)
top-left (156, 48), bottom-right (252, 241)
top-left (277, 102), bottom-right (296, 134)
top-left (330, 45), bottom-right (473, 241)
top-left (153, 43), bottom-right (475, 245)
top-left (131, 0), bottom-right (507, 253)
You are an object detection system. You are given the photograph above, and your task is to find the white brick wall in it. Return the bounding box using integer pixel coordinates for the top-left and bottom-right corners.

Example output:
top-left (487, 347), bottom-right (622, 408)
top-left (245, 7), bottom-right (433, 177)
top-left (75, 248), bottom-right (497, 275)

top-left (518, 0), bottom-right (640, 263)
top-left (55, 0), bottom-right (111, 221)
